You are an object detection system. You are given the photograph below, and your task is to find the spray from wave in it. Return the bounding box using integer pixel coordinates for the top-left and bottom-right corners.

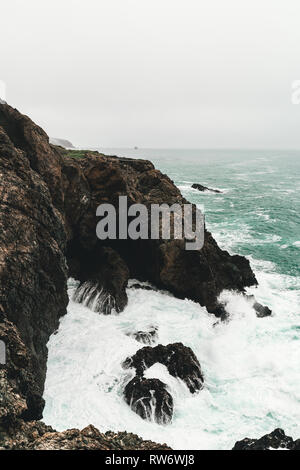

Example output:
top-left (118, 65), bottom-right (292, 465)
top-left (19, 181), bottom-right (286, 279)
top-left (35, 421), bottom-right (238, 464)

top-left (43, 258), bottom-right (300, 450)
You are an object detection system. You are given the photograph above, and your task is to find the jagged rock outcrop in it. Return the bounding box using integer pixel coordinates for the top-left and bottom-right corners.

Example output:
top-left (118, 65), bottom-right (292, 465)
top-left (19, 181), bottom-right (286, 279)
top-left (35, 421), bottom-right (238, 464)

top-left (192, 183), bottom-right (222, 193)
top-left (1, 422), bottom-right (171, 450)
top-left (124, 377), bottom-right (174, 424)
top-left (233, 428), bottom-right (300, 450)
top-left (123, 343), bottom-right (204, 393)
top-left (59, 149), bottom-right (257, 316)
top-left (123, 343), bottom-right (202, 422)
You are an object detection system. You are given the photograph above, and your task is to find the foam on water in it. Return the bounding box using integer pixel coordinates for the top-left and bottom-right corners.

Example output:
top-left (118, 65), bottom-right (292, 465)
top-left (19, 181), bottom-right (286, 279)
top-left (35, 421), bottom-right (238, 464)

top-left (43, 261), bottom-right (300, 450)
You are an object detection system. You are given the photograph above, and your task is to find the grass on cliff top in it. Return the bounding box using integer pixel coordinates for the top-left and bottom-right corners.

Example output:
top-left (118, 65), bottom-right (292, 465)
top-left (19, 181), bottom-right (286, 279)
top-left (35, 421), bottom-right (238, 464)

top-left (56, 147), bottom-right (100, 159)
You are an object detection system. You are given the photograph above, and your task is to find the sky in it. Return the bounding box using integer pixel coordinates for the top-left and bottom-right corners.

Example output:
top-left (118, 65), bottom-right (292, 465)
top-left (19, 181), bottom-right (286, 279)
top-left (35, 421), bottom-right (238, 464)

top-left (1, 0), bottom-right (300, 148)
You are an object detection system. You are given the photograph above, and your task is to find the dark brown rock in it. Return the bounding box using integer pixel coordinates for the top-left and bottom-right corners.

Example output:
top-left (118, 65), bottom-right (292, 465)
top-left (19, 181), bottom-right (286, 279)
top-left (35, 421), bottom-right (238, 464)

top-left (1, 422), bottom-right (171, 450)
top-left (0, 110), bottom-right (68, 402)
top-left (71, 246), bottom-right (129, 314)
top-left (57, 146), bottom-right (257, 316)
top-left (124, 377), bottom-right (173, 424)
top-left (192, 183), bottom-right (222, 193)
top-left (0, 319), bottom-right (43, 427)
top-left (253, 302), bottom-right (272, 318)
top-left (233, 428), bottom-right (299, 450)
top-left (123, 342), bottom-right (204, 393)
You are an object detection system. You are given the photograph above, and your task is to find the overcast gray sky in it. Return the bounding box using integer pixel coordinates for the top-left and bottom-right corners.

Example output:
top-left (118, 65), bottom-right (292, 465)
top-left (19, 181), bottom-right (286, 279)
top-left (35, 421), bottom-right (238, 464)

top-left (1, 0), bottom-right (300, 148)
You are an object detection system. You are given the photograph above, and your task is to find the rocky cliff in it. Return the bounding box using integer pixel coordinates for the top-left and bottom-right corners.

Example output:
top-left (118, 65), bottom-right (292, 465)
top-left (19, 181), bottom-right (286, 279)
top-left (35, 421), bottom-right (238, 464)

top-left (0, 103), bottom-right (258, 449)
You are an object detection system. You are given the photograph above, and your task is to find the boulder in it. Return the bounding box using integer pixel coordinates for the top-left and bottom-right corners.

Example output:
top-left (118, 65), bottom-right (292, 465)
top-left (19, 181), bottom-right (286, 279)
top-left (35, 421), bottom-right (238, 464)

top-left (192, 183), bottom-right (222, 193)
top-left (124, 377), bottom-right (173, 424)
top-left (123, 342), bottom-right (204, 393)
top-left (253, 302), bottom-right (272, 318)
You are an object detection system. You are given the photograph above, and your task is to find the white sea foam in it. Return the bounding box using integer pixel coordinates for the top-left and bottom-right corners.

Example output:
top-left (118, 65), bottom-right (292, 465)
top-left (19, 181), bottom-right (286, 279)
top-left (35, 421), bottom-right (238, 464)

top-left (43, 260), bottom-right (300, 450)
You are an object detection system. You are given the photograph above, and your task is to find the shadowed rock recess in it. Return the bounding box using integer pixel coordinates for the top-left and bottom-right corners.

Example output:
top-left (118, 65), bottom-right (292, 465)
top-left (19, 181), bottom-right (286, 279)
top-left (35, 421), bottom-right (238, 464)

top-left (0, 103), bottom-right (267, 449)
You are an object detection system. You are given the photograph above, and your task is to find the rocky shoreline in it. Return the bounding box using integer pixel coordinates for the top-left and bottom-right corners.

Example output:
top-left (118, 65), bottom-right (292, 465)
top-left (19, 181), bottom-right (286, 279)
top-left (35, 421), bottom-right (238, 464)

top-left (233, 428), bottom-right (300, 451)
top-left (0, 103), bottom-right (290, 450)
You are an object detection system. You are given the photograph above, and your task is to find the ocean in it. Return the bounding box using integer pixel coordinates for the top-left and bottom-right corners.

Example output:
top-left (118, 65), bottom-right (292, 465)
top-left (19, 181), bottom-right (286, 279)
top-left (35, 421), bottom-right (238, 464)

top-left (43, 149), bottom-right (300, 450)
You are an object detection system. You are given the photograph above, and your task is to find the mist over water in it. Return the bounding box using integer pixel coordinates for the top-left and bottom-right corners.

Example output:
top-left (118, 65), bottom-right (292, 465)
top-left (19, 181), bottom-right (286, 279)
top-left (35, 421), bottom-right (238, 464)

top-left (43, 150), bottom-right (300, 449)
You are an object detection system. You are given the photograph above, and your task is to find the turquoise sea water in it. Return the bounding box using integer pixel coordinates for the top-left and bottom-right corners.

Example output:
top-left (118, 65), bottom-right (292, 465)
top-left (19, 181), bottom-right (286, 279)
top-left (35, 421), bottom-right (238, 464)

top-left (103, 149), bottom-right (300, 279)
top-left (44, 149), bottom-right (300, 449)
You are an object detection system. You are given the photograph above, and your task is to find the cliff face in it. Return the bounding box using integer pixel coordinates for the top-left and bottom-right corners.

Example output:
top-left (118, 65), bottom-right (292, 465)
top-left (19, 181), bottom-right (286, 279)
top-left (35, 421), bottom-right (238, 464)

top-left (0, 107), bottom-right (68, 426)
top-left (61, 150), bottom-right (257, 315)
top-left (0, 103), bottom-right (257, 449)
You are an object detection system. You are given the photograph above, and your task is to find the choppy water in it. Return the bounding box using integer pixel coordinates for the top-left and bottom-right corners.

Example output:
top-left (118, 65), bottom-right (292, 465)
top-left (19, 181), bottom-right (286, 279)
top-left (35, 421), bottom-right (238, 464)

top-left (43, 149), bottom-right (300, 449)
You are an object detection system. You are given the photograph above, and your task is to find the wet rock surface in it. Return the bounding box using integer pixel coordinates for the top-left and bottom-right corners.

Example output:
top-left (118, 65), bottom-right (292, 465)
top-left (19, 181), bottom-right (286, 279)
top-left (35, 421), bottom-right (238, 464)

top-left (192, 183), bottom-right (222, 193)
top-left (123, 342), bottom-right (204, 393)
top-left (127, 326), bottom-right (159, 345)
top-left (124, 377), bottom-right (174, 424)
top-left (72, 246), bottom-right (129, 314)
top-left (253, 301), bottom-right (272, 318)
top-left (233, 428), bottom-right (300, 450)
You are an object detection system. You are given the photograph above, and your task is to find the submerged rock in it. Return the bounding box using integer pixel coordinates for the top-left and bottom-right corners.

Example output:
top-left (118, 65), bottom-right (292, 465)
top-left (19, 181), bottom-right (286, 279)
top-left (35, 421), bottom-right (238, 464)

top-left (124, 377), bottom-right (173, 424)
top-left (192, 183), bottom-right (222, 193)
top-left (253, 301), bottom-right (272, 318)
top-left (219, 296), bottom-right (272, 320)
top-left (127, 326), bottom-right (158, 345)
top-left (123, 342), bottom-right (204, 393)
top-left (233, 428), bottom-right (300, 450)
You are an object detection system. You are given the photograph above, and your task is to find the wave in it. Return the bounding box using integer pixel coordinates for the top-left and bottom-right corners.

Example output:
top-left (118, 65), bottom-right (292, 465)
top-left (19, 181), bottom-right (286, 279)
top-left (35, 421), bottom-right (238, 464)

top-left (43, 256), bottom-right (300, 450)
